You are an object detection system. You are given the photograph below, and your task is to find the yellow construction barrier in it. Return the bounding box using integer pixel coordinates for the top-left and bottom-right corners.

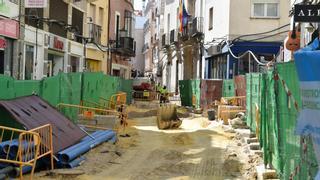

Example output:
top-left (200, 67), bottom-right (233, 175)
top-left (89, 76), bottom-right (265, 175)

top-left (100, 92), bottom-right (127, 110)
top-left (0, 124), bottom-right (53, 179)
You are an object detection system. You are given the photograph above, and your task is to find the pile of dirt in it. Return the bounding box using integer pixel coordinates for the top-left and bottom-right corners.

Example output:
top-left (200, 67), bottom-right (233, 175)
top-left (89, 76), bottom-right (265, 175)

top-left (171, 134), bottom-right (193, 145)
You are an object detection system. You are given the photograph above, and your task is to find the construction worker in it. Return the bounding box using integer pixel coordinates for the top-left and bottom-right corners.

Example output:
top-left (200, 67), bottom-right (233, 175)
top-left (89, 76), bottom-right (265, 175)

top-left (159, 85), bottom-right (169, 104)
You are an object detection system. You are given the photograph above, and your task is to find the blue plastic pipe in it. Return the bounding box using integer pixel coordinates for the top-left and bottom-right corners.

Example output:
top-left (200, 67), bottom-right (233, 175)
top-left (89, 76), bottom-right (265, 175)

top-left (65, 156), bottom-right (86, 168)
top-left (58, 130), bottom-right (116, 163)
top-left (56, 130), bottom-right (106, 161)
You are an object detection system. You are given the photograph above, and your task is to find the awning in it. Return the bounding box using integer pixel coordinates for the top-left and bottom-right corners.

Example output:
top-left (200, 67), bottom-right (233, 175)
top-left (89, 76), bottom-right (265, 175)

top-left (0, 95), bottom-right (86, 153)
top-left (230, 41), bottom-right (282, 55)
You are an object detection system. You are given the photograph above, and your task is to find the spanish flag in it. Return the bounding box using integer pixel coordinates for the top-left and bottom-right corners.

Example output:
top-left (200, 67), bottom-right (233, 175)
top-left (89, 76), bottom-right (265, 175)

top-left (179, 0), bottom-right (189, 32)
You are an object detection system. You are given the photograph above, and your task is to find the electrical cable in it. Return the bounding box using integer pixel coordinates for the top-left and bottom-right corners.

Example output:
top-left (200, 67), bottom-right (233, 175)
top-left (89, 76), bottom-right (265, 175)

top-left (237, 30), bottom-right (289, 42)
top-left (225, 41), bottom-right (268, 66)
top-left (232, 24), bottom-right (290, 43)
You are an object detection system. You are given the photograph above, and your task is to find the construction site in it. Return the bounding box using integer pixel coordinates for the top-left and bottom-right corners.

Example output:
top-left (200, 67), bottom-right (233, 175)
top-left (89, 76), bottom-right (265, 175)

top-left (0, 60), bottom-right (317, 180)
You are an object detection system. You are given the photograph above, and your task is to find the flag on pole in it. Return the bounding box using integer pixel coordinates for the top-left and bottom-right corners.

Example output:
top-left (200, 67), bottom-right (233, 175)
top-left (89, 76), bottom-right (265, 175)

top-left (179, 0), bottom-right (189, 32)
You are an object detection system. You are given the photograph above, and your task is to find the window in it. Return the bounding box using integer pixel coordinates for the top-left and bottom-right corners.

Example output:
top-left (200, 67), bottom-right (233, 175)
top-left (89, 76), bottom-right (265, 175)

top-left (209, 7), bottom-right (213, 30)
top-left (90, 4), bottom-right (96, 22)
top-left (99, 7), bottom-right (104, 26)
top-left (124, 11), bottom-right (133, 37)
top-left (115, 12), bottom-right (120, 36)
top-left (252, 3), bottom-right (279, 18)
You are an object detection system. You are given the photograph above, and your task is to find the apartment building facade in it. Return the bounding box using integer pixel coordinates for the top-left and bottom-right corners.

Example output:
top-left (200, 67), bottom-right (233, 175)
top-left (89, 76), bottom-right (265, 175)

top-left (142, 0), bottom-right (160, 81)
top-left (202, 0), bottom-right (290, 79)
top-left (109, 0), bottom-right (136, 79)
top-left (23, 0), bottom-right (88, 80)
top-left (0, 0), bottom-right (21, 78)
top-left (85, 0), bottom-right (109, 73)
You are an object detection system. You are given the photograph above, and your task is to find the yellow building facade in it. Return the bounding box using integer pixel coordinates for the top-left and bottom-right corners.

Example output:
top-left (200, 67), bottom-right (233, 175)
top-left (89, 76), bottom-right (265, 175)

top-left (85, 0), bottom-right (109, 73)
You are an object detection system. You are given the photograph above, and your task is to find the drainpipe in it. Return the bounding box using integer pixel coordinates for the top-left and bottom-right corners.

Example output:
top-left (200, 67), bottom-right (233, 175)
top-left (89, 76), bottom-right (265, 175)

top-left (108, 0), bottom-right (112, 75)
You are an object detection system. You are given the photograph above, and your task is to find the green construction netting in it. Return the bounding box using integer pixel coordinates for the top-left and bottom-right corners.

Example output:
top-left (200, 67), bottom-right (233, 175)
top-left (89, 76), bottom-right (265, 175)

top-left (246, 73), bottom-right (263, 132)
top-left (275, 62), bottom-right (318, 179)
top-left (179, 79), bottom-right (200, 108)
top-left (0, 73), bottom-right (133, 123)
top-left (258, 62), bottom-right (318, 179)
top-left (222, 79), bottom-right (235, 97)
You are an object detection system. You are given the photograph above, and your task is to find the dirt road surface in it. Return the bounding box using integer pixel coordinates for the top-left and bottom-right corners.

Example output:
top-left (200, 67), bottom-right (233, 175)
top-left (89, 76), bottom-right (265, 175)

top-left (35, 106), bottom-right (255, 180)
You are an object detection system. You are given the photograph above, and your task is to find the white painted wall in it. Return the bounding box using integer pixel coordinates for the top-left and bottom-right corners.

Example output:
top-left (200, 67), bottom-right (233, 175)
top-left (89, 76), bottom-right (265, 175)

top-left (203, 0), bottom-right (230, 44)
top-left (133, 28), bottom-right (145, 73)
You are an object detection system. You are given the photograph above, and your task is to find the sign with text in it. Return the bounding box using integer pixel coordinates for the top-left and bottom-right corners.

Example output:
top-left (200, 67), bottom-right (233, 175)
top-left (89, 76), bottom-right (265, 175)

top-left (49, 35), bottom-right (65, 51)
top-left (0, 0), bottom-right (19, 18)
top-left (0, 19), bottom-right (19, 39)
top-left (294, 4), bottom-right (320, 22)
top-left (25, 0), bottom-right (47, 8)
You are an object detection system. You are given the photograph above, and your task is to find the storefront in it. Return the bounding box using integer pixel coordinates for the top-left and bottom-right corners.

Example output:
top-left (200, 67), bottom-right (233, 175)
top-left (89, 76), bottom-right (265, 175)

top-left (24, 25), bottom-right (45, 80)
top-left (0, 18), bottom-right (19, 76)
top-left (68, 41), bottom-right (84, 73)
top-left (86, 45), bottom-right (106, 72)
top-left (47, 34), bottom-right (66, 76)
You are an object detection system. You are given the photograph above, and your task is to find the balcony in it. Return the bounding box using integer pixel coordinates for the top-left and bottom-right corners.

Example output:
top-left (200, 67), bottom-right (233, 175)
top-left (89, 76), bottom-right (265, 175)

top-left (117, 36), bottom-right (135, 57)
top-left (191, 17), bottom-right (204, 37)
top-left (181, 17), bottom-right (204, 40)
top-left (88, 23), bottom-right (102, 44)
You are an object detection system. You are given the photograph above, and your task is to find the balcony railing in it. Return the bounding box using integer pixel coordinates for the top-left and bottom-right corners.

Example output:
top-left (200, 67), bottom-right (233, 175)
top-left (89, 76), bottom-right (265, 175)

top-left (191, 17), bottom-right (204, 36)
top-left (118, 36), bottom-right (135, 57)
top-left (88, 23), bottom-right (102, 44)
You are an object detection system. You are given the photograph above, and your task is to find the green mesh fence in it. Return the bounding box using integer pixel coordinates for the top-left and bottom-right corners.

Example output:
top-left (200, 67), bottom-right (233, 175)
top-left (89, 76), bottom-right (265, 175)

top-left (222, 79), bottom-right (235, 97)
top-left (0, 72), bottom-right (133, 123)
top-left (246, 73), bottom-right (263, 132)
top-left (257, 62), bottom-right (318, 179)
top-left (261, 71), bottom-right (281, 172)
top-left (275, 62), bottom-right (318, 179)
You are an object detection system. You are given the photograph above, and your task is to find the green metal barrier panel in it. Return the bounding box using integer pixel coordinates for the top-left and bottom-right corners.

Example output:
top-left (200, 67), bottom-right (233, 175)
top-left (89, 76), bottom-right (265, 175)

top-left (179, 79), bottom-right (200, 108)
top-left (40, 75), bottom-right (61, 106)
top-left (120, 78), bottom-right (133, 104)
top-left (13, 80), bottom-right (41, 97)
top-left (0, 75), bottom-right (15, 100)
top-left (179, 80), bottom-right (192, 107)
top-left (222, 79), bottom-right (235, 97)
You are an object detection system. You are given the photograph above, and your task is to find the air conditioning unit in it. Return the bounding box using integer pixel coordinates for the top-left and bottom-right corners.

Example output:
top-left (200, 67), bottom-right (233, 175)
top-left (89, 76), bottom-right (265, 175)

top-left (207, 45), bottom-right (221, 56)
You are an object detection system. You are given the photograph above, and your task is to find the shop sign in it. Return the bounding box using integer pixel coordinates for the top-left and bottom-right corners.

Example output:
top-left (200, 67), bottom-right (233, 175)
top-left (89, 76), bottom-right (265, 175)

top-left (0, 0), bottom-right (19, 18)
top-left (0, 38), bottom-right (6, 50)
top-left (25, 0), bottom-right (47, 8)
top-left (0, 19), bottom-right (19, 39)
top-left (294, 5), bottom-right (320, 22)
top-left (49, 35), bottom-right (64, 51)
